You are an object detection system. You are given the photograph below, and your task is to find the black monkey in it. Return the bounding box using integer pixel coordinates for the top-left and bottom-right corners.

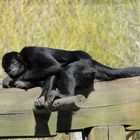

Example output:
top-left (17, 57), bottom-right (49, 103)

top-left (2, 46), bottom-right (91, 83)
top-left (2, 46), bottom-right (92, 106)
top-left (2, 46), bottom-right (140, 107)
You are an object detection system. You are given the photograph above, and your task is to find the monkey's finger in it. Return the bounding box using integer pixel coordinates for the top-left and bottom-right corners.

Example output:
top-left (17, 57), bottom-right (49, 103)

top-left (34, 98), bottom-right (45, 109)
top-left (34, 99), bottom-right (41, 106)
top-left (47, 94), bottom-right (56, 104)
top-left (2, 81), bottom-right (10, 88)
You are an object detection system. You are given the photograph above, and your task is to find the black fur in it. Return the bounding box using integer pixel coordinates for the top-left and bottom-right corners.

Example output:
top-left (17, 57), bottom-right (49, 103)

top-left (2, 46), bottom-right (140, 107)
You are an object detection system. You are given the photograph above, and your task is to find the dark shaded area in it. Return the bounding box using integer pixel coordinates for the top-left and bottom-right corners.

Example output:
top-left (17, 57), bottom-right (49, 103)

top-left (57, 111), bottom-right (73, 132)
top-left (34, 112), bottom-right (52, 136)
top-left (82, 127), bottom-right (93, 140)
top-left (75, 82), bottom-right (94, 98)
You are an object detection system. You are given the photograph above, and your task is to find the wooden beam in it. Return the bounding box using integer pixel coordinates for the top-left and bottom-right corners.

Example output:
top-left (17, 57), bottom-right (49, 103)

top-left (1, 77), bottom-right (140, 137)
top-left (33, 94), bottom-right (86, 114)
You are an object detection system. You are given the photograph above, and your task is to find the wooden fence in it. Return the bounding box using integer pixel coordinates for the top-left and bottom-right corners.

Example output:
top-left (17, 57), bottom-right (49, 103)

top-left (0, 77), bottom-right (140, 140)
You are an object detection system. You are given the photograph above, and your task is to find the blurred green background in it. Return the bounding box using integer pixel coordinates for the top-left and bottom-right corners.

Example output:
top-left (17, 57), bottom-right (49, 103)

top-left (0, 0), bottom-right (140, 78)
top-left (0, 0), bottom-right (140, 139)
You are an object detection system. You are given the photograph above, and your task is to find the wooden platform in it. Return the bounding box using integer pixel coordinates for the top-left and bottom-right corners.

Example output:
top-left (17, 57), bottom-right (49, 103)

top-left (0, 77), bottom-right (140, 138)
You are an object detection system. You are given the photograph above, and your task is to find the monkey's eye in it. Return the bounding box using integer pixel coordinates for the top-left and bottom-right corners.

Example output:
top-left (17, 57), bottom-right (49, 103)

top-left (9, 60), bottom-right (19, 71)
top-left (11, 59), bottom-right (18, 64)
top-left (17, 54), bottom-right (23, 62)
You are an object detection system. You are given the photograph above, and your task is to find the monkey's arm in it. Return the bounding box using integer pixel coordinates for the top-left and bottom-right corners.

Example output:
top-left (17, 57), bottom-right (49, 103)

top-left (18, 59), bottom-right (61, 82)
top-left (14, 81), bottom-right (42, 90)
top-left (34, 75), bottom-right (57, 108)
top-left (2, 76), bottom-right (41, 90)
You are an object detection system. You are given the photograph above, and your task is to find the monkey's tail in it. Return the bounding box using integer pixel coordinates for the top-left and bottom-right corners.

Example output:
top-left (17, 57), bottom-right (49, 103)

top-left (92, 60), bottom-right (140, 81)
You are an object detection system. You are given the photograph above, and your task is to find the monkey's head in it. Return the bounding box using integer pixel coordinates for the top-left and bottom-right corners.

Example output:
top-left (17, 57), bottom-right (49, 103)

top-left (2, 52), bottom-right (26, 79)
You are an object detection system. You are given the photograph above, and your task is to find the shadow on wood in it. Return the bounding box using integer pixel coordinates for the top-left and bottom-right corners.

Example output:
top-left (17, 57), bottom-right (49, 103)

top-left (1, 77), bottom-right (140, 138)
top-left (34, 113), bottom-right (51, 136)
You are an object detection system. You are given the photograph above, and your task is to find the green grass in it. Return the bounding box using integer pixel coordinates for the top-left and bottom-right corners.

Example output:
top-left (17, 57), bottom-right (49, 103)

top-left (0, 0), bottom-right (140, 78)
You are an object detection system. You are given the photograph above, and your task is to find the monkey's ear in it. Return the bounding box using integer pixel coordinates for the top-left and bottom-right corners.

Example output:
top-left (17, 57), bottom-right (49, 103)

top-left (17, 54), bottom-right (23, 62)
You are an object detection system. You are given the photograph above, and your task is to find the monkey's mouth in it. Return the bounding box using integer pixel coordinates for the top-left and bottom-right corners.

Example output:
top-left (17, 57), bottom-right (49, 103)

top-left (9, 68), bottom-right (19, 76)
top-left (9, 66), bottom-right (25, 78)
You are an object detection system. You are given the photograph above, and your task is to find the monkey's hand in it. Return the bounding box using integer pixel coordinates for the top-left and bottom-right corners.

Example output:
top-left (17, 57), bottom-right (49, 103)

top-left (34, 94), bottom-right (55, 109)
top-left (34, 90), bottom-right (62, 109)
top-left (14, 80), bottom-right (38, 90)
top-left (2, 76), bottom-right (14, 88)
top-left (34, 96), bottom-right (45, 109)
top-left (14, 81), bottom-right (27, 90)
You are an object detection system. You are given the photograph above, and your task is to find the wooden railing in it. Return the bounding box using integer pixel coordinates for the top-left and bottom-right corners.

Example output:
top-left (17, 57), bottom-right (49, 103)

top-left (0, 77), bottom-right (140, 140)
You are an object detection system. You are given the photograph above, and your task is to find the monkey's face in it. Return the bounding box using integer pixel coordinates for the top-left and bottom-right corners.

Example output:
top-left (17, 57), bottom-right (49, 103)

top-left (2, 52), bottom-right (26, 79)
top-left (8, 59), bottom-right (25, 78)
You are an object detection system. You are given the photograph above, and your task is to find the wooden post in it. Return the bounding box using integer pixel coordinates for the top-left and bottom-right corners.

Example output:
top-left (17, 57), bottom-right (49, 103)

top-left (69, 132), bottom-right (82, 140)
top-left (85, 126), bottom-right (126, 140)
top-left (109, 126), bottom-right (126, 140)
top-left (88, 126), bottom-right (108, 140)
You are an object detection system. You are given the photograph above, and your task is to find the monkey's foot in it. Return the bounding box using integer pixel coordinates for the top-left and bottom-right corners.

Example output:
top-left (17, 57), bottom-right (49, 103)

top-left (47, 90), bottom-right (63, 104)
top-left (34, 96), bottom-right (45, 109)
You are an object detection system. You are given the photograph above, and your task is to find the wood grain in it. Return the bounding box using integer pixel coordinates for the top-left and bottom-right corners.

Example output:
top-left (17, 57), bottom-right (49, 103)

top-left (0, 77), bottom-right (140, 137)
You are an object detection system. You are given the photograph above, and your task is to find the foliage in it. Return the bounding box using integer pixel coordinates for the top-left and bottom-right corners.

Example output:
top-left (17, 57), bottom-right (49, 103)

top-left (0, 0), bottom-right (140, 78)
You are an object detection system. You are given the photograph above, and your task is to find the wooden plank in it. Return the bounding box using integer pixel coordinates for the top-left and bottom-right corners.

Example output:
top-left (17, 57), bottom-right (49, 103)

top-left (1, 77), bottom-right (140, 137)
top-left (0, 87), bottom-right (57, 137)
top-left (109, 126), bottom-right (126, 140)
top-left (90, 126), bottom-right (108, 140)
